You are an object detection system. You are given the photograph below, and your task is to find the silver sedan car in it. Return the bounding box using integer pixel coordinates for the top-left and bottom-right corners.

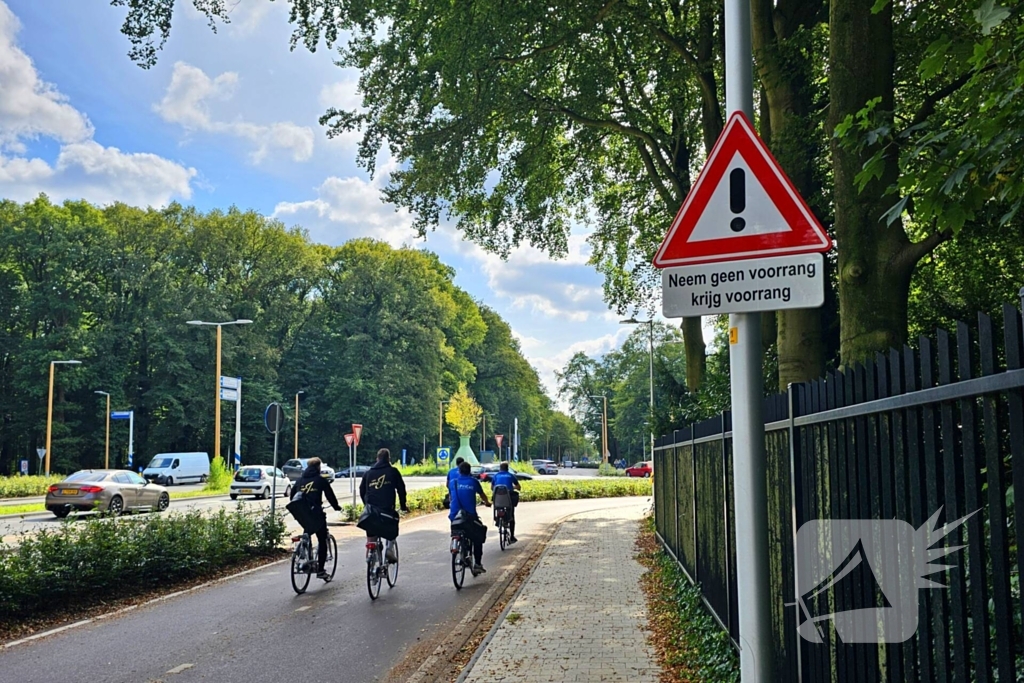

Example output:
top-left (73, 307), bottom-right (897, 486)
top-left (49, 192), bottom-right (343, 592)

top-left (45, 469), bottom-right (170, 518)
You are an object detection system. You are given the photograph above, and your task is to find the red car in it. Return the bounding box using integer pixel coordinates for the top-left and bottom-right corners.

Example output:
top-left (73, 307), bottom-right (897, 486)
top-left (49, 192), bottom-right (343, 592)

top-left (625, 461), bottom-right (653, 478)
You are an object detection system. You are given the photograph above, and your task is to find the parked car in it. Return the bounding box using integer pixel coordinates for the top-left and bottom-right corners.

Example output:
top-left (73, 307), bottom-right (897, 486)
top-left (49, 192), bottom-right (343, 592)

top-left (142, 452), bottom-right (210, 486)
top-left (625, 461), bottom-right (653, 478)
top-left (335, 465), bottom-right (371, 479)
top-left (531, 459), bottom-right (559, 475)
top-left (282, 458), bottom-right (335, 481)
top-left (475, 463), bottom-right (534, 482)
top-left (560, 460), bottom-right (576, 468)
top-left (45, 470), bottom-right (170, 518)
top-left (229, 465), bottom-right (291, 500)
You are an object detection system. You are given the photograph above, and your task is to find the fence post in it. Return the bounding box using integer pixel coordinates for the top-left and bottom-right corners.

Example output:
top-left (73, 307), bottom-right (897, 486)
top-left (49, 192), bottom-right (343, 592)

top-left (692, 424), bottom-right (698, 584)
top-left (673, 429), bottom-right (680, 560)
top-left (788, 382), bottom-right (803, 683)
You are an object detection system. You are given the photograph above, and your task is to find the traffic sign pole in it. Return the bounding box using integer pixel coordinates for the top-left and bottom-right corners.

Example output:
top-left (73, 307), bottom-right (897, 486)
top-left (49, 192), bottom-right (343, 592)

top-left (725, 0), bottom-right (772, 679)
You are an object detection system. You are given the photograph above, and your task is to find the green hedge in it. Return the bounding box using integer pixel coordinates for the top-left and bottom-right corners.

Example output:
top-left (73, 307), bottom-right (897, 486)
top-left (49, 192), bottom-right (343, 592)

top-left (0, 507), bottom-right (284, 618)
top-left (0, 475), bottom-right (66, 498)
top-left (340, 476), bottom-right (651, 521)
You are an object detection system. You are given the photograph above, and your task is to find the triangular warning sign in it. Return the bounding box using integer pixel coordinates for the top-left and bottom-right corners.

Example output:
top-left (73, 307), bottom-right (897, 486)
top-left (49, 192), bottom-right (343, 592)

top-left (653, 112), bottom-right (831, 267)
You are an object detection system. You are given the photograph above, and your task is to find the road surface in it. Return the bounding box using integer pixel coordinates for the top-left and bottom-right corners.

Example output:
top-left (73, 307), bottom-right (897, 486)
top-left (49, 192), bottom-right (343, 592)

top-left (0, 495), bottom-right (648, 683)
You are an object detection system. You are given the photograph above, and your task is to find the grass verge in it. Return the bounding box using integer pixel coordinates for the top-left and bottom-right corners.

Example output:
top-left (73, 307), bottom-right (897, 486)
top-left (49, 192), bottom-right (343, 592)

top-left (636, 516), bottom-right (739, 682)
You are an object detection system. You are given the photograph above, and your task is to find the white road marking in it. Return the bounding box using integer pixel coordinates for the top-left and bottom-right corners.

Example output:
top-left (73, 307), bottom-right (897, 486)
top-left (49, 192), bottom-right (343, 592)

top-left (295, 605), bottom-right (312, 612)
top-left (166, 663), bottom-right (194, 675)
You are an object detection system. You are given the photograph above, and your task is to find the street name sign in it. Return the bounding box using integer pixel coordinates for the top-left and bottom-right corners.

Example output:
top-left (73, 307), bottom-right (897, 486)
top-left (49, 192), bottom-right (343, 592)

top-left (219, 376), bottom-right (239, 389)
top-left (111, 411), bottom-right (132, 420)
top-left (653, 112), bottom-right (831, 269)
top-left (663, 252), bottom-right (824, 316)
top-left (219, 388), bottom-right (238, 402)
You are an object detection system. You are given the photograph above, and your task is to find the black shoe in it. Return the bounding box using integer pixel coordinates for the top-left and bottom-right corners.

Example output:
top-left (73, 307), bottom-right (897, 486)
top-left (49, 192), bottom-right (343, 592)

top-left (317, 571), bottom-right (329, 580)
top-left (472, 564), bottom-right (486, 575)
top-left (509, 536), bottom-right (518, 544)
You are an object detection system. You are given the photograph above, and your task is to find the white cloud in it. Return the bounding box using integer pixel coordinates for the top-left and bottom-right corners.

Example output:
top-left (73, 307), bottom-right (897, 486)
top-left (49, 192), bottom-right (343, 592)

top-left (0, 2), bottom-right (194, 207)
top-left (155, 61), bottom-right (315, 163)
top-left (273, 174), bottom-right (417, 246)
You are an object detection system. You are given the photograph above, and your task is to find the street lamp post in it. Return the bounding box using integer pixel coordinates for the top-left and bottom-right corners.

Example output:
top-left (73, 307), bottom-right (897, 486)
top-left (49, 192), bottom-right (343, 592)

top-left (94, 391), bottom-right (111, 469)
top-left (45, 359), bottom-right (82, 475)
top-left (294, 390), bottom-right (305, 459)
top-left (588, 394), bottom-right (609, 464)
top-left (621, 318), bottom-right (655, 460)
top-left (187, 319), bottom-right (252, 463)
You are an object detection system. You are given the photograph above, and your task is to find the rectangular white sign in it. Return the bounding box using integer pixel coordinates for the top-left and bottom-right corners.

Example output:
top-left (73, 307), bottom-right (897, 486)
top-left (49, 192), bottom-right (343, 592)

top-left (662, 252), bottom-right (825, 317)
top-left (220, 376), bottom-right (239, 389)
top-left (220, 388), bottom-right (238, 402)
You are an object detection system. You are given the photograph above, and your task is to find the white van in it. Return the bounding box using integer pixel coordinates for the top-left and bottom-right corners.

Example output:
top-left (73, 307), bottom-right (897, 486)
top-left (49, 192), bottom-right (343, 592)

top-left (143, 452), bottom-right (210, 486)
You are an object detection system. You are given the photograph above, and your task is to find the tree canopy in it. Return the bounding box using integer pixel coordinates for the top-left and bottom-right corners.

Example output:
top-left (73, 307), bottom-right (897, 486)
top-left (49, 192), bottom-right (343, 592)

top-left (0, 195), bottom-right (572, 474)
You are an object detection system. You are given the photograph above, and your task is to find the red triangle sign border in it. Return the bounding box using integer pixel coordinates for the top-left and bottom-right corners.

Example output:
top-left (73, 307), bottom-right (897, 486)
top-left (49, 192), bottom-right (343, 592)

top-left (652, 112), bottom-right (832, 267)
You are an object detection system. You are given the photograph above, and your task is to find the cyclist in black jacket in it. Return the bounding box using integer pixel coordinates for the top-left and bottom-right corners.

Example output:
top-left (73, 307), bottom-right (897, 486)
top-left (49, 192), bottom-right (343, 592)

top-left (294, 458), bottom-right (341, 579)
top-left (359, 449), bottom-right (409, 560)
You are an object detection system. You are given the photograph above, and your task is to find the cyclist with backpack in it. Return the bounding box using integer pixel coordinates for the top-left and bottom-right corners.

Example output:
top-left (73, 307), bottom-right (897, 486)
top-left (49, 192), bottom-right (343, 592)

top-left (359, 448), bottom-right (409, 561)
top-left (449, 460), bottom-right (491, 575)
top-left (489, 462), bottom-right (520, 544)
top-left (294, 458), bottom-right (342, 579)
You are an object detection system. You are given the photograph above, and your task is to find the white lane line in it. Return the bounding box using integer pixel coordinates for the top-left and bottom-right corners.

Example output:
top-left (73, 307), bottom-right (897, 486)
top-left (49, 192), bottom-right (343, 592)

top-left (166, 663), bottom-right (194, 675)
top-left (295, 606), bottom-right (312, 612)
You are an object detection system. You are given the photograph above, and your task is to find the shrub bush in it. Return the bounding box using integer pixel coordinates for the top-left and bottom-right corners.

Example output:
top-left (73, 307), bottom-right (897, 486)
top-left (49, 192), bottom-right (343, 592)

top-left (396, 462), bottom-right (449, 476)
top-left (204, 456), bottom-right (233, 491)
top-left (597, 463), bottom-right (626, 477)
top-left (0, 475), bottom-right (67, 498)
top-left (576, 462), bottom-right (600, 469)
top-left (0, 506), bottom-right (285, 618)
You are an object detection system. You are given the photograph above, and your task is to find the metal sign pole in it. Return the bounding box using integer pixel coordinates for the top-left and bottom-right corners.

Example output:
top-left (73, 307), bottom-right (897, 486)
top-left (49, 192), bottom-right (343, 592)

top-left (270, 427), bottom-right (279, 518)
top-left (128, 411), bottom-right (135, 471)
top-left (725, 0), bottom-right (772, 678)
top-left (352, 440), bottom-right (357, 508)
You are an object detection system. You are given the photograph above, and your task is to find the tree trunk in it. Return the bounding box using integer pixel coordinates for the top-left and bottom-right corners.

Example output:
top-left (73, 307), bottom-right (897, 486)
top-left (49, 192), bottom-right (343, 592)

top-left (681, 317), bottom-right (706, 391)
top-left (830, 0), bottom-right (916, 365)
top-left (752, 0), bottom-right (826, 387)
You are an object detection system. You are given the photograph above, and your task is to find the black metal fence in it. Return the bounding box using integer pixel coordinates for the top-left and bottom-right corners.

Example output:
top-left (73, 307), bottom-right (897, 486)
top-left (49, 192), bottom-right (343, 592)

top-left (653, 302), bottom-right (1024, 682)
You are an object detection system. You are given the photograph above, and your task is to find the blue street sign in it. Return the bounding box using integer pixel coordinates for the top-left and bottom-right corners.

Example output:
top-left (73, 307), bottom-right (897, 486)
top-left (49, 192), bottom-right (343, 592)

top-left (436, 447), bottom-right (450, 461)
top-left (111, 411), bottom-right (132, 420)
top-left (401, 448), bottom-right (407, 466)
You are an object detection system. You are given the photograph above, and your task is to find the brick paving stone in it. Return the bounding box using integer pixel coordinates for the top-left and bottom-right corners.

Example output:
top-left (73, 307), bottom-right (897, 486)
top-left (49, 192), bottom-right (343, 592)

top-left (463, 502), bottom-right (660, 683)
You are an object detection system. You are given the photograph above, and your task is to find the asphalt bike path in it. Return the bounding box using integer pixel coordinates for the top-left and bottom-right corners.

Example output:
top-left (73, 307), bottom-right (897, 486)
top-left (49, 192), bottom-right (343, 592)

top-left (0, 495), bottom-right (644, 683)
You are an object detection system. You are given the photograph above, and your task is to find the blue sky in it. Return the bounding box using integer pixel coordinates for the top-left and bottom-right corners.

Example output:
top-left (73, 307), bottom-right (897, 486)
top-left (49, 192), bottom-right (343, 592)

top-left (0, 0), bottom-right (676, 402)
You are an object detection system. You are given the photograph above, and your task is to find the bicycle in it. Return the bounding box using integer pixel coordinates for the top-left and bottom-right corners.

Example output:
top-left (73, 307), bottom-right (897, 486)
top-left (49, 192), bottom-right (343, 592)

top-left (494, 505), bottom-right (511, 551)
top-left (365, 536), bottom-right (399, 600)
top-left (450, 528), bottom-right (473, 589)
top-left (290, 531), bottom-right (337, 594)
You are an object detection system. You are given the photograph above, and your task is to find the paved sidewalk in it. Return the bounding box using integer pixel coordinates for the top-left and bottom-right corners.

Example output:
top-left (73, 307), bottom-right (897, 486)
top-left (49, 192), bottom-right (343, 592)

top-left (463, 502), bottom-right (661, 683)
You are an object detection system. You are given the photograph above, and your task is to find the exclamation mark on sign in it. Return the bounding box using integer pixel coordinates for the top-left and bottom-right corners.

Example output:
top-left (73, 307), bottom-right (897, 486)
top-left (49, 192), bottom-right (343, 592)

top-left (729, 168), bottom-right (746, 233)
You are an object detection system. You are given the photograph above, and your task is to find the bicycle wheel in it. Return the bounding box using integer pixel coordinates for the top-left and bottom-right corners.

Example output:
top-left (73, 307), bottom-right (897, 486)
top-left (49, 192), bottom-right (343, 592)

top-left (367, 545), bottom-right (382, 600)
top-left (291, 543), bottom-right (311, 594)
top-left (451, 537), bottom-right (466, 590)
top-left (499, 519), bottom-right (508, 551)
top-left (323, 535), bottom-right (338, 582)
top-left (385, 539), bottom-right (399, 588)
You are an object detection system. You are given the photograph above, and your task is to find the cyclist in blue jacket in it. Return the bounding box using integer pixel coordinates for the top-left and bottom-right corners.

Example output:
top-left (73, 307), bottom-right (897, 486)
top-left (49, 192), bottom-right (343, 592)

top-left (449, 461), bottom-right (490, 575)
top-left (489, 462), bottom-right (521, 544)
